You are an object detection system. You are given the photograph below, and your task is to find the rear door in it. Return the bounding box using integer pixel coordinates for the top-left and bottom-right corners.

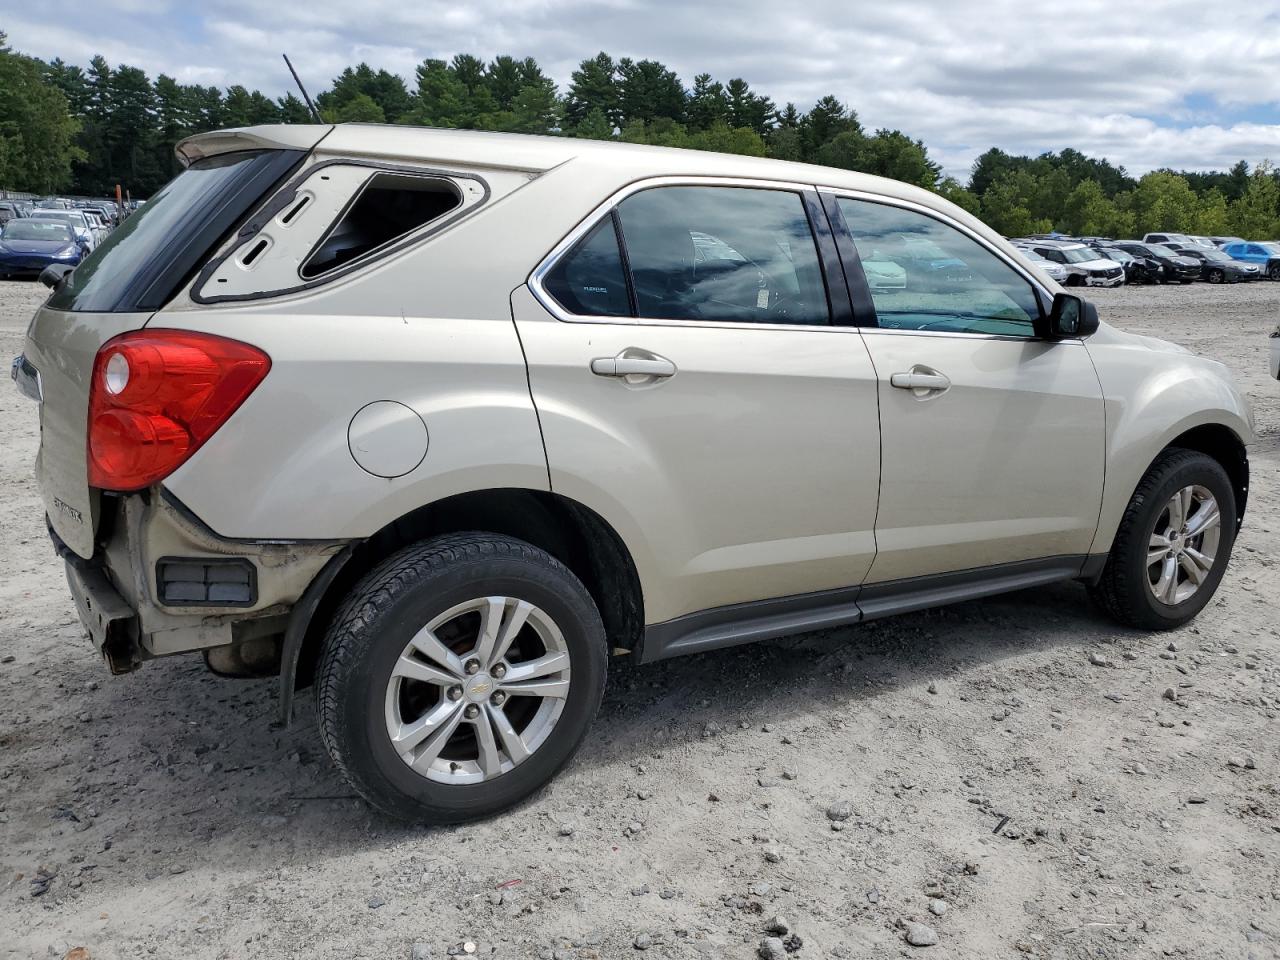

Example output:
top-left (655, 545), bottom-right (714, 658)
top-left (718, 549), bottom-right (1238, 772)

top-left (827, 193), bottom-right (1106, 586)
top-left (514, 180), bottom-right (881, 626)
top-left (20, 148), bottom-right (304, 558)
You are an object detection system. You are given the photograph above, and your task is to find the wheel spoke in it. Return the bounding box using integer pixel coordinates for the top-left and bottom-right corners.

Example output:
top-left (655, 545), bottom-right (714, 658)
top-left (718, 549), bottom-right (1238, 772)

top-left (391, 699), bottom-right (460, 758)
top-left (408, 704), bottom-right (465, 774)
top-left (502, 677), bottom-right (571, 699)
top-left (1153, 555), bottom-right (1178, 604)
top-left (486, 703), bottom-right (530, 764)
top-left (472, 597), bottom-right (509, 666)
top-left (1178, 552), bottom-right (1205, 585)
top-left (502, 651), bottom-right (570, 683)
top-left (392, 655), bottom-right (457, 687)
top-left (472, 708), bottom-right (502, 779)
top-left (1184, 545), bottom-right (1214, 575)
top-left (408, 626), bottom-right (465, 677)
top-left (1165, 490), bottom-right (1186, 532)
top-left (489, 600), bottom-right (533, 668)
top-left (1185, 502), bottom-right (1220, 538)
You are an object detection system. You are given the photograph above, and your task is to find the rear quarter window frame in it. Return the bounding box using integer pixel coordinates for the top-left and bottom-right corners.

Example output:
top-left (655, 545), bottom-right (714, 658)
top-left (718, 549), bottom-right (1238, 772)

top-left (189, 158), bottom-right (491, 305)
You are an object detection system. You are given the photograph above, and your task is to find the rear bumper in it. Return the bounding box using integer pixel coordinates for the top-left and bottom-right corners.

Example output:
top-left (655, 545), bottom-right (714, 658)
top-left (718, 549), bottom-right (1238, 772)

top-left (52, 490), bottom-right (352, 669)
top-left (64, 556), bottom-right (141, 674)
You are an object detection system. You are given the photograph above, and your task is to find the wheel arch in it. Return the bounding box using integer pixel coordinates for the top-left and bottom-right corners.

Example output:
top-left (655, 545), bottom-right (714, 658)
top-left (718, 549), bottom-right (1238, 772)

top-left (1163, 423), bottom-right (1248, 530)
top-left (279, 488), bottom-right (644, 724)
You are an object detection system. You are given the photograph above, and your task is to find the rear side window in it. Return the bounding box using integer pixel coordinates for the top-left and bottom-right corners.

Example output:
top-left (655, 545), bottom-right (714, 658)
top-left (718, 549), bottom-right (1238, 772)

top-left (542, 216), bottom-right (631, 317)
top-left (301, 173), bottom-right (462, 278)
top-left (617, 186), bottom-right (829, 325)
top-left (541, 185), bottom-right (830, 326)
top-left (48, 149), bottom-right (303, 313)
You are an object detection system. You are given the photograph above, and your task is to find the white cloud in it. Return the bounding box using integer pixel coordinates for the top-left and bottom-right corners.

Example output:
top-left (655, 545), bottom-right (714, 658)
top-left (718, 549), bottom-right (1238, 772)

top-left (5, 0), bottom-right (1279, 177)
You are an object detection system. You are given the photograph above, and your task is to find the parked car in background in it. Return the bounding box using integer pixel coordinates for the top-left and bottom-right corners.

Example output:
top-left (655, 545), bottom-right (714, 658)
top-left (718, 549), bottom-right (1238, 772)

top-left (1208, 236), bottom-right (1245, 248)
top-left (1088, 244), bottom-right (1163, 285)
top-left (1011, 244), bottom-right (1075, 285)
top-left (1220, 241), bottom-right (1280, 280)
top-left (0, 201), bottom-right (22, 224)
top-left (1185, 235), bottom-right (1216, 248)
top-left (1111, 241), bottom-right (1200, 283)
top-left (28, 210), bottom-right (98, 252)
top-left (0, 219), bottom-right (86, 278)
top-left (1020, 238), bottom-right (1125, 286)
top-left (1165, 243), bottom-right (1261, 282)
top-left (1143, 232), bottom-right (1195, 246)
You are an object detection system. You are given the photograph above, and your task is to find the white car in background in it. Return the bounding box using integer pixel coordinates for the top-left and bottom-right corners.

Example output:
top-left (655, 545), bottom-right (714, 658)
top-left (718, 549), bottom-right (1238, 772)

top-left (1021, 238), bottom-right (1125, 287)
top-left (862, 258), bottom-right (908, 290)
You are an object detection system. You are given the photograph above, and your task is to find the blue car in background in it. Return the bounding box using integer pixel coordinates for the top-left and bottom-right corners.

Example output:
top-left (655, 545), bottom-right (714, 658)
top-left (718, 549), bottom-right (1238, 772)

top-left (1220, 241), bottom-right (1280, 280)
top-left (0, 219), bottom-right (86, 279)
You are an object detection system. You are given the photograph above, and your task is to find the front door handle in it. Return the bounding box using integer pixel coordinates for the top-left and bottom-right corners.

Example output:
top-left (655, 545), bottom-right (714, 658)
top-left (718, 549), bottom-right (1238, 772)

top-left (890, 366), bottom-right (951, 396)
top-left (590, 353), bottom-right (677, 379)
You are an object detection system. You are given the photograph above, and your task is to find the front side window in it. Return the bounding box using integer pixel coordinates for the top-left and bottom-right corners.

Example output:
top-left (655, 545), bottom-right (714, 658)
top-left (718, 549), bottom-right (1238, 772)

top-left (616, 186), bottom-right (829, 325)
top-left (838, 197), bottom-right (1041, 337)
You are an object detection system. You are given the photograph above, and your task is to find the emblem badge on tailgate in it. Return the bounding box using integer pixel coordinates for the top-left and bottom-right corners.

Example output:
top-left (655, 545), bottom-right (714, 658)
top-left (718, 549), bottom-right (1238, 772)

top-left (52, 496), bottom-right (84, 524)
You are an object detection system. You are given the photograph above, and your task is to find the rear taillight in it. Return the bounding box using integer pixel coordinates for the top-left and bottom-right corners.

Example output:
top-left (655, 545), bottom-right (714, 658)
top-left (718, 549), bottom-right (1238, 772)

top-left (87, 330), bottom-right (270, 491)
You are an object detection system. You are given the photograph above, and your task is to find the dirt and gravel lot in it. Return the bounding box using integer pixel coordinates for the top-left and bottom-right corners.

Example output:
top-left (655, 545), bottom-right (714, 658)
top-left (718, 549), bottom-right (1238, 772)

top-left (1, 278), bottom-right (1277, 960)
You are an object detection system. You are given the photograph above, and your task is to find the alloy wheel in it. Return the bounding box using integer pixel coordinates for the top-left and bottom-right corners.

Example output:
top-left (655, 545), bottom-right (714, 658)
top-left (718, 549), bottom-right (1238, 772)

top-left (1146, 485), bottom-right (1221, 606)
top-left (384, 597), bottom-right (571, 784)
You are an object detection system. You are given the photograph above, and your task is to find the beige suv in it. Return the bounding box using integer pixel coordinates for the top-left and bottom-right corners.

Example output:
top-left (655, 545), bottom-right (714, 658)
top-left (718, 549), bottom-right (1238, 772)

top-left (13, 124), bottom-right (1252, 822)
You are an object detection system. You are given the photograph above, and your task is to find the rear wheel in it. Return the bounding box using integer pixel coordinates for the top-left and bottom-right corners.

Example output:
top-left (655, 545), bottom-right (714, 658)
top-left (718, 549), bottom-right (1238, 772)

top-left (316, 533), bottom-right (607, 822)
top-left (1089, 449), bottom-right (1236, 630)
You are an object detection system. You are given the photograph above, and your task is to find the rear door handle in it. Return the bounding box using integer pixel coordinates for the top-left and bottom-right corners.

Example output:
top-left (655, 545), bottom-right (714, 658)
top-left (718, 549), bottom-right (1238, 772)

top-left (590, 353), bottom-right (677, 379)
top-left (890, 367), bottom-right (951, 396)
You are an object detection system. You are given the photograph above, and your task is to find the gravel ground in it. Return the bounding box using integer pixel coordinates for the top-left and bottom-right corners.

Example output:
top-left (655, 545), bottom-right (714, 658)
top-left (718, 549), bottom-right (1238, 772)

top-left (1, 278), bottom-right (1278, 960)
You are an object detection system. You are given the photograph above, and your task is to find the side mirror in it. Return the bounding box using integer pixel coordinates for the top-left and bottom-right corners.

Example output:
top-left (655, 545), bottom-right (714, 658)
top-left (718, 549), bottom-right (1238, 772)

top-left (1040, 292), bottom-right (1099, 340)
top-left (39, 263), bottom-right (74, 289)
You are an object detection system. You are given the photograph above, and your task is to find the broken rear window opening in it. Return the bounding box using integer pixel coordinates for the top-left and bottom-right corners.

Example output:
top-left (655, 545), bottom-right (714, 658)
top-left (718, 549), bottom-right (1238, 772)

top-left (300, 173), bottom-right (463, 279)
top-left (48, 149), bottom-right (304, 314)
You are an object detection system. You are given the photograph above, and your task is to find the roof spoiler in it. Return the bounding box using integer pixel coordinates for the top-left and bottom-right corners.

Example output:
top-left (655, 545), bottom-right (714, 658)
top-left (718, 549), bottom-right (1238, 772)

top-left (176, 124), bottom-right (334, 167)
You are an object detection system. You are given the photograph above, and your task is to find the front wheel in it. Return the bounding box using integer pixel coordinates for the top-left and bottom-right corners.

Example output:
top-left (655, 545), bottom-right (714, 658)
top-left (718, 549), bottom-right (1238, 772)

top-left (1269, 263), bottom-right (1280, 281)
top-left (1089, 449), bottom-right (1236, 630)
top-left (1207, 268), bottom-right (1224, 284)
top-left (316, 533), bottom-right (607, 823)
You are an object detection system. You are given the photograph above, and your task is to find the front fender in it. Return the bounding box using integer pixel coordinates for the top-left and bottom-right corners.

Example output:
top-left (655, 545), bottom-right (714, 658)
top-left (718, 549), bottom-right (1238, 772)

top-left (1087, 329), bottom-right (1252, 555)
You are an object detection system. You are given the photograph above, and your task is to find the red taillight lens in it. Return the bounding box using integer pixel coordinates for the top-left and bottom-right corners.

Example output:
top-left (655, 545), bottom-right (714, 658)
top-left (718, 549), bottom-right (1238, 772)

top-left (87, 330), bottom-right (270, 491)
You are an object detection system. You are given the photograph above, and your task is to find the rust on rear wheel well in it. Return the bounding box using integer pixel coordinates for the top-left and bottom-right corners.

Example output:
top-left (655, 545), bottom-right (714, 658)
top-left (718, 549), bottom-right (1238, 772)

top-left (288, 489), bottom-right (644, 705)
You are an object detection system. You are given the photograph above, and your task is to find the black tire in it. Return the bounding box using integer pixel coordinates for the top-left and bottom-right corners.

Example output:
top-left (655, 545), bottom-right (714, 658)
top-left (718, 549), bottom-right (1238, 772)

top-left (1269, 263), bottom-right (1280, 281)
top-left (316, 533), bottom-right (607, 823)
top-left (1207, 269), bottom-right (1224, 284)
top-left (1089, 449), bottom-right (1236, 630)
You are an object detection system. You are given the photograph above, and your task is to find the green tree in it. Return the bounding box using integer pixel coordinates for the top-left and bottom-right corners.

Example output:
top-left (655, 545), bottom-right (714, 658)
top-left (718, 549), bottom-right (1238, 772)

top-left (686, 73), bottom-right (729, 130)
top-left (935, 177), bottom-right (981, 216)
top-left (857, 129), bottom-right (940, 188)
top-left (0, 34), bottom-right (83, 191)
top-left (565, 52), bottom-right (620, 129)
top-left (277, 92), bottom-right (314, 123)
top-left (1128, 171), bottom-right (1200, 234)
top-left (332, 93), bottom-right (386, 123)
top-left (573, 106), bottom-right (614, 141)
top-left (616, 58), bottom-right (685, 124)
top-left (411, 59), bottom-right (469, 127)
top-left (1194, 188), bottom-right (1231, 236)
top-left (1229, 162), bottom-right (1280, 238)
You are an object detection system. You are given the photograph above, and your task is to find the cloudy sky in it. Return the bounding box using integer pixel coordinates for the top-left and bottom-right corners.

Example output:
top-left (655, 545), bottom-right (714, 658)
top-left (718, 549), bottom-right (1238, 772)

top-left (4, 0), bottom-right (1280, 178)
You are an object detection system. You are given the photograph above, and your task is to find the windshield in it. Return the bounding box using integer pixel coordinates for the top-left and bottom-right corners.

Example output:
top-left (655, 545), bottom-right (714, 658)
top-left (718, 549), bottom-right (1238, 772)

top-left (1201, 249), bottom-right (1232, 262)
top-left (31, 212), bottom-right (85, 226)
top-left (48, 148), bottom-right (303, 313)
top-left (1260, 242), bottom-right (1280, 255)
top-left (1144, 244), bottom-right (1177, 257)
top-left (1057, 247), bottom-right (1097, 264)
top-left (1101, 248), bottom-right (1132, 263)
top-left (3, 221), bottom-right (74, 242)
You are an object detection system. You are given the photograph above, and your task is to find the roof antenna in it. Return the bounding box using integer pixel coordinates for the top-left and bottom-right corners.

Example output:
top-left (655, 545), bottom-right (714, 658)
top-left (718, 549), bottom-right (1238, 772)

top-left (283, 53), bottom-right (324, 123)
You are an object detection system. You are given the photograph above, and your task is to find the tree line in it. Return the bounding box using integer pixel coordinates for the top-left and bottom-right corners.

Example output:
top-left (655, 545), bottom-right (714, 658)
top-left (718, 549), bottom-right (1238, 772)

top-left (2, 31), bottom-right (1278, 239)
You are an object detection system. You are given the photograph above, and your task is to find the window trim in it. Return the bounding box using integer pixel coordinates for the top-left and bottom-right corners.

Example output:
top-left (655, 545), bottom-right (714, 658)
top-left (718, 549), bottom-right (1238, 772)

top-left (529, 176), bottom-right (850, 333)
top-left (191, 157), bottom-right (490, 306)
top-left (823, 189), bottom-right (1062, 343)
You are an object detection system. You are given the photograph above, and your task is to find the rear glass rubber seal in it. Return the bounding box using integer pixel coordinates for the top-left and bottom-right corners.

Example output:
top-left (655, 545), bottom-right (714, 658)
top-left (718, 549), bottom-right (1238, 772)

top-left (190, 157), bottom-right (492, 305)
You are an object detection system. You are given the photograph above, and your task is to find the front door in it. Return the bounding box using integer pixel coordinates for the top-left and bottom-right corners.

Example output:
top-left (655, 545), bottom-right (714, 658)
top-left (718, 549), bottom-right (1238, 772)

top-left (514, 182), bottom-right (881, 626)
top-left (829, 194), bottom-right (1106, 585)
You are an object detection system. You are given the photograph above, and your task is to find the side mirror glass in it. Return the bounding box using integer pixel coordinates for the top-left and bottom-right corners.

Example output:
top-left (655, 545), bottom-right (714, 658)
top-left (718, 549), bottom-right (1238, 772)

top-left (1041, 292), bottom-right (1099, 340)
